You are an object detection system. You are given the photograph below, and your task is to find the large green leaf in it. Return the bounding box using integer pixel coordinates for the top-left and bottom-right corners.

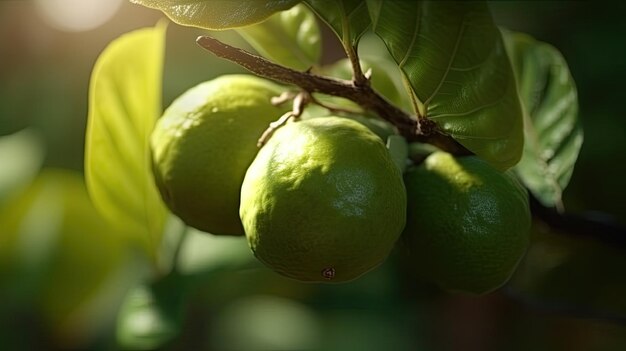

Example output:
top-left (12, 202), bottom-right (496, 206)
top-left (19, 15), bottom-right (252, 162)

top-left (85, 23), bottom-right (168, 265)
top-left (368, 1), bottom-right (523, 170)
top-left (130, 0), bottom-right (299, 30)
top-left (504, 30), bottom-right (583, 209)
top-left (304, 0), bottom-right (370, 47)
top-left (236, 4), bottom-right (321, 71)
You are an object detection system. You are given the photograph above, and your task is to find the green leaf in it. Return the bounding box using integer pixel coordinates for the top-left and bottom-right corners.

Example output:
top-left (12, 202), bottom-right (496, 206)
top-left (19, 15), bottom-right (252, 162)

top-left (236, 4), bottom-right (321, 71)
top-left (304, 0), bottom-right (370, 47)
top-left (131, 0), bottom-right (299, 30)
top-left (84, 23), bottom-right (168, 265)
top-left (504, 30), bottom-right (583, 209)
top-left (368, 1), bottom-right (524, 170)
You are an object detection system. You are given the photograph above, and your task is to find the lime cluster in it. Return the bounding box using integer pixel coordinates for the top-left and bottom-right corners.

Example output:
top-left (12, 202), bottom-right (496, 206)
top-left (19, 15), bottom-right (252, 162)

top-left (150, 75), bottom-right (531, 292)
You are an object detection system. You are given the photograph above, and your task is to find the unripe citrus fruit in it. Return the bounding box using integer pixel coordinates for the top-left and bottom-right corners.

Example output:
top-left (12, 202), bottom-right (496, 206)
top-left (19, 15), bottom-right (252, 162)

top-left (240, 116), bottom-right (407, 282)
top-left (403, 151), bottom-right (530, 294)
top-left (150, 75), bottom-right (290, 235)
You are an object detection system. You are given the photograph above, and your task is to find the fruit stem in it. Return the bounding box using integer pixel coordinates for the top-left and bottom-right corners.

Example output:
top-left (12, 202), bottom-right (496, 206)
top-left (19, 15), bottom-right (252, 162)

top-left (170, 225), bottom-right (189, 274)
top-left (257, 92), bottom-right (309, 147)
top-left (196, 36), bottom-right (470, 156)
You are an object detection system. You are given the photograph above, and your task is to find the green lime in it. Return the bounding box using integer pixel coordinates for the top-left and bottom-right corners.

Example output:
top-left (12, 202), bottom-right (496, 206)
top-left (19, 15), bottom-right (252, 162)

top-left (150, 74), bottom-right (290, 235)
top-left (403, 151), bottom-right (530, 294)
top-left (240, 116), bottom-right (407, 282)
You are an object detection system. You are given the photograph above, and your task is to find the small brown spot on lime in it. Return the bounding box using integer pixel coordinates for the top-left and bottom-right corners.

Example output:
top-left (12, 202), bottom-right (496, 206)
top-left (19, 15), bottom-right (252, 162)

top-left (322, 267), bottom-right (335, 280)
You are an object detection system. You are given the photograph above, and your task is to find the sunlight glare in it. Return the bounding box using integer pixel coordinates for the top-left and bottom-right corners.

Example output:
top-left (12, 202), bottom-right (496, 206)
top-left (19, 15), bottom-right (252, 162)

top-left (34, 0), bottom-right (123, 32)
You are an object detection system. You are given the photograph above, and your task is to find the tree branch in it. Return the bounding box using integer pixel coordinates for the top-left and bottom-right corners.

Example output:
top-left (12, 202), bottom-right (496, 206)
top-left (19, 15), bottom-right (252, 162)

top-left (195, 36), bottom-right (626, 250)
top-left (196, 35), bottom-right (470, 155)
top-left (529, 195), bottom-right (626, 249)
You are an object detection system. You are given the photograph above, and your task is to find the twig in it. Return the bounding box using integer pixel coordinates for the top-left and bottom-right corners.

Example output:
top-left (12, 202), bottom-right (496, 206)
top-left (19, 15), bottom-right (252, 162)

top-left (345, 44), bottom-right (369, 87)
top-left (257, 92), bottom-right (309, 147)
top-left (530, 195), bottom-right (626, 248)
top-left (196, 35), bottom-right (470, 155)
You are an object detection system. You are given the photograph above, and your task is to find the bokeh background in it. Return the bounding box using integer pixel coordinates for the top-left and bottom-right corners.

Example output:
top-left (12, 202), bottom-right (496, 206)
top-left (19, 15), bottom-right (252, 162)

top-left (1, 1), bottom-right (625, 350)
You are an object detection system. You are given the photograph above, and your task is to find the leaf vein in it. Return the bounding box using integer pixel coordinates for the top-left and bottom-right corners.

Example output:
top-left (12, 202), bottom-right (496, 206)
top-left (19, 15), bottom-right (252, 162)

top-left (399, 3), bottom-right (421, 68)
top-left (428, 93), bottom-right (504, 120)
top-left (423, 16), bottom-right (467, 108)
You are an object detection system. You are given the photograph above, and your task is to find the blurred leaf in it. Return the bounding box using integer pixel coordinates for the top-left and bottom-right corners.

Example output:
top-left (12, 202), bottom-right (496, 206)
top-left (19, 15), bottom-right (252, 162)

top-left (0, 169), bottom-right (141, 347)
top-left (84, 23), bottom-right (168, 265)
top-left (311, 257), bottom-right (401, 311)
top-left (176, 227), bottom-right (260, 278)
top-left (237, 4), bottom-right (321, 70)
top-left (130, 0), bottom-right (299, 30)
top-left (320, 309), bottom-right (415, 351)
top-left (304, 0), bottom-right (370, 47)
top-left (116, 279), bottom-right (186, 350)
top-left (0, 129), bottom-right (44, 206)
top-left (507, 220), bottom-right (626, 322)
top-left (504, 30), bottom-right (583, 209)
top-left (368, 1), bottom-right (523, 170)
top-left (211, 295), bottom-right (322, 351)
top-left (171, 221), bottom-right (310, 302)
top-left (116, 222), bottom-right (293, 349)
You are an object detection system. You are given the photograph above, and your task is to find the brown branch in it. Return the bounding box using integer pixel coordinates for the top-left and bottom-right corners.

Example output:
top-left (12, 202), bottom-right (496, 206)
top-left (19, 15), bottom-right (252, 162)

top-left (530, 195), bottom-right (626, 249)
top-left (196, 36), bottom-right (470, 155)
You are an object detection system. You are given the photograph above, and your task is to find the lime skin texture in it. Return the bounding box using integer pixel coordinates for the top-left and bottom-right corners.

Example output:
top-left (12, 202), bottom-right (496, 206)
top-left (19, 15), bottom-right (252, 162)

top-left (240, 116), bottom-right (407, 283)
top-left (403, 151), bottom-right (530, 294)
top-left (150, 74), bottom-right (290, 235)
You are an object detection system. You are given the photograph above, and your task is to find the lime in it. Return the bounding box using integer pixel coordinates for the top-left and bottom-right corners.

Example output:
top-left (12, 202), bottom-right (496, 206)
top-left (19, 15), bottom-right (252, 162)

top-left (150, 74), bottom-right (290, 235)
top-left (240, 116), bottom-right (407, 282)
top-left (403, 151), bottom-right (530, 294)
